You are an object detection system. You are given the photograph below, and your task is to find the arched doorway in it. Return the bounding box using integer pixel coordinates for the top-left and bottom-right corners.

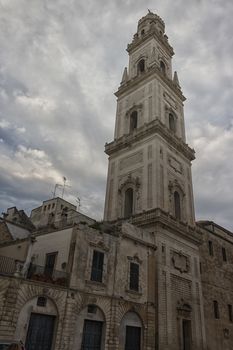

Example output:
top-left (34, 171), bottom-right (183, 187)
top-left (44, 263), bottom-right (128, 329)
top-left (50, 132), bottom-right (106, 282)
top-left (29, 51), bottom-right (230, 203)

top-left (15, 296), bottom-right (58, 350)
top-left (73, 305), bottom-right (106, 350)
top-left (119, 311), bottom-right (143, 350)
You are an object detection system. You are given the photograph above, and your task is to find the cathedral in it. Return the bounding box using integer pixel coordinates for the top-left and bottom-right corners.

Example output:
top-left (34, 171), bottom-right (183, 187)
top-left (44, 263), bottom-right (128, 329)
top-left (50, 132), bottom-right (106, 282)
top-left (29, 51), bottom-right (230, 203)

top-left (0, 11), bottom-right (232, 350)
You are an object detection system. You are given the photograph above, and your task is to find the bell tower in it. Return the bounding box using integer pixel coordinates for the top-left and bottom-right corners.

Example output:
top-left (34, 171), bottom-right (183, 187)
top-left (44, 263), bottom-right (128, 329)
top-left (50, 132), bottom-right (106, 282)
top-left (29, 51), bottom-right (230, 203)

top-left (104, 11), bottom-right (195, 226)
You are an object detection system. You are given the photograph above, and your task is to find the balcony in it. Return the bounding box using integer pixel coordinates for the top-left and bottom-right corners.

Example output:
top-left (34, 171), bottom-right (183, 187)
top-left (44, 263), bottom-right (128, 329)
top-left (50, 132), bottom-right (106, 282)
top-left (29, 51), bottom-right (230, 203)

top-left (0, 255), bottom-right (69, 287)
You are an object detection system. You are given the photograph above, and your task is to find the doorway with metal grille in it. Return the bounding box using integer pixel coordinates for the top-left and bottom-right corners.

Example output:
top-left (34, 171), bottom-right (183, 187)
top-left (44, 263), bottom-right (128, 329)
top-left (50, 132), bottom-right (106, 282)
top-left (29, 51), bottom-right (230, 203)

top-left (81, 320), bottom-right (103, 350)
top-left (125, 325), bottom-right (141, 350)
top-left (25, 313), bottom-right (56, 350)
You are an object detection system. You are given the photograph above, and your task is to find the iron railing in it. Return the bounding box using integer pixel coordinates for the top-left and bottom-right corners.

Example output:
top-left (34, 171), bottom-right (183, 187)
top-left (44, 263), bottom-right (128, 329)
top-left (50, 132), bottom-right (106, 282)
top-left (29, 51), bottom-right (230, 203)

top-left (0, 255), bottom-right (69, 287)
top-left (27, 263), bottom-right (69, 286)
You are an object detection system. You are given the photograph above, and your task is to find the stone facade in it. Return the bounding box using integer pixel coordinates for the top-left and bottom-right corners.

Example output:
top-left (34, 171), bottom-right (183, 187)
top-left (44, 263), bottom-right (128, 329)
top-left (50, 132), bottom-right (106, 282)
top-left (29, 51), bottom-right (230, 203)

top-left (0, 11), bottom-right (232, 350)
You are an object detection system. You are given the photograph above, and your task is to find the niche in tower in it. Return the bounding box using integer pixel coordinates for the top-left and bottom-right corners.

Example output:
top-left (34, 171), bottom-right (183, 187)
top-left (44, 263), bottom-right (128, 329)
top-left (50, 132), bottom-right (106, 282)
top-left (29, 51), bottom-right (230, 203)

top-left (124, 188), bottom-right (134, 217)
top-left (160, 60), bottom-right (166, 75)
top-left (137, 59), bottom-right (145, 74)
top-left (169, 113), bottom-right (176, 133)
top-left (130, 111), bottom-right (138, 132)
top-left (174, 191), bottom-right (181, 220)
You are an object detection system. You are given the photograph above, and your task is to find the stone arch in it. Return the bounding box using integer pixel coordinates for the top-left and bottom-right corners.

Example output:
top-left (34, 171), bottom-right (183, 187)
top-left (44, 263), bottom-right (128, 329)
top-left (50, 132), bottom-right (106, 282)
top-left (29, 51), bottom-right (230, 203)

top-left (14, 294), bottom-right (58, 345)
top-left (119, 310), bottom-right (144, 350)
top-left (125, 104), bottom-right (143, 134)
top-left (168, 180), bottom-right (186, 221)
top-left (165, 105), bottom-right (178, 135)
top-left (72, 302), bottom-right (107, 350)
top-left (135, 55), bottom-right (147, 76)
top-left (118, 174), bottom-right (141, 218)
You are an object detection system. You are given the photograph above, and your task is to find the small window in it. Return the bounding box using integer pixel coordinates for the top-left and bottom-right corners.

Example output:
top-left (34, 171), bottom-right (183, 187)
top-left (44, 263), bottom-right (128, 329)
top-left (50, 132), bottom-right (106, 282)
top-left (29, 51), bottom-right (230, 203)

top-left (52, 203), bottom-right (55, 209)
top-left (91, 250), bottom-right (104, 283)
top-left (213, 300), bottom-right (220, 319)
top-left (222, 247), bottom-right (227, 262)
top-left (174, 191), bottom-right (181, 220)
top-left (138, 59), bottom-right (145, 73)
top-left (228, 304), bottom-right (233, 322)
top-left (208, 241), bottom-right (213, 256)
top-left (48, 204), bottom-right (51, 210)
top-left (130, 111), bottom-right (138, 132)
top-left (199, 262), bottom-right (202, 274)
top-left (141, 29), bottom-right (145, 36)
top-left (169, 113), bottom-right (176, 132)
top-left (87, 304), bottom-right (97, 314)
top-left (130, 262), bottom-right (139, 291)
top-left (124, 188), bottom-right (134, 218)
top-left (43, 206), bottom-right (47, 211)
top-left (160, 60), bottom-right (166, 75)
top-left (37, 296), bottom-right (47, 307)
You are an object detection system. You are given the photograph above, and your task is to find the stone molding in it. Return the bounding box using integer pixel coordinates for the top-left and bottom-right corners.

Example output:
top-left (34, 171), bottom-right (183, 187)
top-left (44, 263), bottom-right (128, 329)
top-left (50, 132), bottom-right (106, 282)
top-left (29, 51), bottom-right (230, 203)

top-left (105, 118), bottom-right (195, 161)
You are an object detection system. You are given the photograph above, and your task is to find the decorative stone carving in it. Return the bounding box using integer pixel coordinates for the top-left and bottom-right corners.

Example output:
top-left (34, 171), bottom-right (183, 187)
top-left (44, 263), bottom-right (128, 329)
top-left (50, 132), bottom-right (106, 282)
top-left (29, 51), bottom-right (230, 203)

top-left (119, 151), bottom-right (143, 170)
top-left (223, 328), bottom-right (230, 339)
top-left (171, 251), bottom-right (190, 273)
top-left (177, 299), bottom-right (192, 318)
top-left (163, 92), bottom-right (177, 110)
top-left (168, 155), bottom-right (183, 174)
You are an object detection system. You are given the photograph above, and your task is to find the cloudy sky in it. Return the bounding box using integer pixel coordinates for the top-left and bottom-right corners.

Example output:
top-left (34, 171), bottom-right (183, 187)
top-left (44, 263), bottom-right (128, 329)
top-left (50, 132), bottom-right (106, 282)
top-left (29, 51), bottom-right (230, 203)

top-left (0, 0), bottom-right (232, 230)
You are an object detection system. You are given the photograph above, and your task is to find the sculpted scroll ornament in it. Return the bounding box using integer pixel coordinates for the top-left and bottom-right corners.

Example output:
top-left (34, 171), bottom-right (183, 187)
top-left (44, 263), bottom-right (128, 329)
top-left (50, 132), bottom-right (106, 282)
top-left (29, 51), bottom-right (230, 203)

top-left (171, 251), bottom-right (190, 273)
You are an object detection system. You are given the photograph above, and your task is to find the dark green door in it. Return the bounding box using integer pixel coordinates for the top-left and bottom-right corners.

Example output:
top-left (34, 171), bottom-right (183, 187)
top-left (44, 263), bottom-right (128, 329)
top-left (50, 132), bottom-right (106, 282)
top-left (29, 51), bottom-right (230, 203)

top-left (25, 313), bottom-right (56, 350)
top-left (81, 320), bottom-right (103, 350)
top-left (125, 326), bottom-right (141, 350)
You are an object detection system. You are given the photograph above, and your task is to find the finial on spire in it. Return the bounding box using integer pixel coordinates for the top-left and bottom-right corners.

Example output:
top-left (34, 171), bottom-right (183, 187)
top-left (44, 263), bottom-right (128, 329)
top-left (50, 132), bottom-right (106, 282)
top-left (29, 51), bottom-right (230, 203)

top-left (148, 9), bottom-right (152, 14)
top-left (173, 71), bottom-right (181, 89)
top-left (120, 67), bottom-right (128, 85)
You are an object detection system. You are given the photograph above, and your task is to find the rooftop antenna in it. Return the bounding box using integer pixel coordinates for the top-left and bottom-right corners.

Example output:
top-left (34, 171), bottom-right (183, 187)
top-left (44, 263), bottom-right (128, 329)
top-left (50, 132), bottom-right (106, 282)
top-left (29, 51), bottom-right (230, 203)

top-left (53, 183), bottom-right (63, 198)
top-left (76, 197), bottom-right (81, 211)
top-left (61, 177), bottom-right (71, 199)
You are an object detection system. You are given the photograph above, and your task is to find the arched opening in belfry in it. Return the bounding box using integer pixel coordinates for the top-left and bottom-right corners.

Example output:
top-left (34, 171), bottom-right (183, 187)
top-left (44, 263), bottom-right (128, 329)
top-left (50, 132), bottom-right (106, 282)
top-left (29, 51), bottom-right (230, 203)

top-left (174, 191), bottom-right (181, 220)
top-left (138, 59), bottom-right (145, 73)
top-left (124, 188), bottom-right (134, 217)
top-left (130, 111), bottom-right (138, 132)
top-left (160, 60), bottom-right (166, 75)
top-left (169, 113), bottom-right (176, 132)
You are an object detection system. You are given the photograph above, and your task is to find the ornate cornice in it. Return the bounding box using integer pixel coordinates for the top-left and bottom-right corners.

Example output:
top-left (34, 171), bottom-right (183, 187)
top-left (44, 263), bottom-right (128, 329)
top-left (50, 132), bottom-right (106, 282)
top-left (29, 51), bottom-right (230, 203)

top-left (115, 64), bottom-right (185, 102)
top-left (105, 118), bottom-right (195, 161)
top-left (130, 208), bottom-right (202, 245)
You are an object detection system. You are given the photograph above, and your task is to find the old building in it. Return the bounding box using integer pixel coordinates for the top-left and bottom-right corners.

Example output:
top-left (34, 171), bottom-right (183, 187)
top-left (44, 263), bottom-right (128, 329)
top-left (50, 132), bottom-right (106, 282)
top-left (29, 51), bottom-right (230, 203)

top-left (0, 11), bottom-right (232, 350)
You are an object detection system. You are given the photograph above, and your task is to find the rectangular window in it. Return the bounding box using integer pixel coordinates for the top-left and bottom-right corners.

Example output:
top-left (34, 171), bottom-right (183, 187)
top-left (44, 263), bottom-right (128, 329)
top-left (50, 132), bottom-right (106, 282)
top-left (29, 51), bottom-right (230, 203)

top-left (228, 304), bottom-right (233, 322)
top-left (199, 262), bottom-right (202, 274)
top-left (130, 262), bottom-right (139, 291)
top-left (213, 300), bottom-right (220, 319)
top-left (208, 241), bottom-right (213, 256)
top-left (222, 247), bottom-right (227, 262)
top-left (91, 250), bottom-right (104, 283)
top-left (44, 252), bottom-right (57, 277)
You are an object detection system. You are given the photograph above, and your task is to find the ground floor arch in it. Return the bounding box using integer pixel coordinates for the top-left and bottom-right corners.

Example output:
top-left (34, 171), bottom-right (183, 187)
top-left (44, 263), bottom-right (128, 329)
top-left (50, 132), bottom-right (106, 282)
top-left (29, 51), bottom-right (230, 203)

top-left (14, 295), bottom-right (58, 350)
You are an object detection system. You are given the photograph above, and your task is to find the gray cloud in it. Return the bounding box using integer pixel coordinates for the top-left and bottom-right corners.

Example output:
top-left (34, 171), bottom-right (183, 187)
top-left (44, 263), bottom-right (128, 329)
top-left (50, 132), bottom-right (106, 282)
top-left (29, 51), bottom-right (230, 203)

top-left (0, 0), bottom-right (232, 230)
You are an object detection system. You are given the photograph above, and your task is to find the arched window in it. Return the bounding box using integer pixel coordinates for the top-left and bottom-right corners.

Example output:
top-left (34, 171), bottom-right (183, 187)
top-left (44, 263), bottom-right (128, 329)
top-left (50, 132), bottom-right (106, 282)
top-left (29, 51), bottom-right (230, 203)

top-left (138, 59), bottom-right (145, 73)
top-left (160, 60), bottom-right (166, 75)
top-left (130, 111), bottom-right (138, 132)
top-left (169, 113), bottom-right (176, 132)
top-left (174, 191), bottom-right (181, 220)
top-left (124, 188), bottom-right (134, 217)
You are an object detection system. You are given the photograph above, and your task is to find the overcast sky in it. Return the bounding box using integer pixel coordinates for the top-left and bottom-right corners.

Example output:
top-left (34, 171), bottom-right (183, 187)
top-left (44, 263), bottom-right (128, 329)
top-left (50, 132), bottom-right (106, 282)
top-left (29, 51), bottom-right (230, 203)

top-left (0, 0), bottom-right (232, 231)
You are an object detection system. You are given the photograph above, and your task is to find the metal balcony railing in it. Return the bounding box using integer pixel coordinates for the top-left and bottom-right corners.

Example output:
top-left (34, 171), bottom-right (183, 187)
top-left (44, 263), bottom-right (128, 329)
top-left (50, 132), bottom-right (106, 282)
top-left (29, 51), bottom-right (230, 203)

top-left (0, 255), bottom-right (69, 287)
top-left (27, 263), bottom-right (69, 286)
